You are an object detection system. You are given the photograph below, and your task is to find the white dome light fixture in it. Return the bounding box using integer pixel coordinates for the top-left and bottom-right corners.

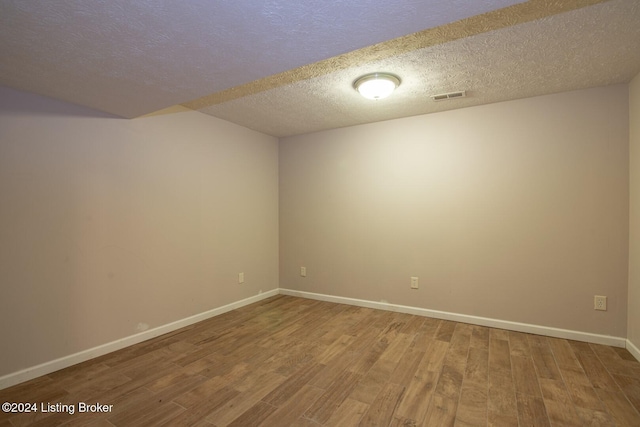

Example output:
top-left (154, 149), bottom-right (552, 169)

top-left (353, 73), bottom-right (401, 100)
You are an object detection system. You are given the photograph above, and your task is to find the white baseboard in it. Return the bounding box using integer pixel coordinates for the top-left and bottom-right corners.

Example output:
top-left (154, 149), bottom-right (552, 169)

top-left (0, 289), bottom-right (278, 390)
top-left (279, 288), bottom-right (627, 348)
top-left (627, 339), bottom-right (640, 362)
top-left (1, 286), bottom-right (631, 391)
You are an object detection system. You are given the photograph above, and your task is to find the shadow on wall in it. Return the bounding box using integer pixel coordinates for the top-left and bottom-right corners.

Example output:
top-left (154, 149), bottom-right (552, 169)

top-left (0, 86), bottom-right (121, 119)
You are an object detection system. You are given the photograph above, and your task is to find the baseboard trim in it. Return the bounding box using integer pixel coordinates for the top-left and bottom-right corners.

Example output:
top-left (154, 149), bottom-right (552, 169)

top-left (1, 286), bottom-right (630, 390)
top-left (279, 288), bottom-right (627, 348)
top-left (627, 339), bottom-right (640, 362)
top-left (0, 289), bottom-right (278, 390)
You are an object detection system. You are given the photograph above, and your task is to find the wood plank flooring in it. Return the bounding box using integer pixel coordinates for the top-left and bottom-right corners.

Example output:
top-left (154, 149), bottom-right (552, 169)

top-left (1, 295), bottom-right (639, 426)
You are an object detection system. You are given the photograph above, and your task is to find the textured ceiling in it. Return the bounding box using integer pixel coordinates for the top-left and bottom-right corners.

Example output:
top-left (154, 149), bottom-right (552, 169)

top-left (201, 0), bottom-right (640, 137)
top-left (1, 0), bottom-right (639, 137)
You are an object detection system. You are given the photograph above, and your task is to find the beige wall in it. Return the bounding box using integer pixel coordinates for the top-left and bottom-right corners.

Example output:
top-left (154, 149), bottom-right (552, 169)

top-left (1, 81), bottom-right (634, 379)
top-left (280, 84), bottom-right (629, 337)
top-left (629, 73), bottom-right (640, 349)
top-left (0, 87), bottom-right (279, 377)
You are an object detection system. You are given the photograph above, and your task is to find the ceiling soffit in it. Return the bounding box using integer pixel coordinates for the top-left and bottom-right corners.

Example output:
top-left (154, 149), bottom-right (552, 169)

top-left (181, 0), bottom-right (611, 111)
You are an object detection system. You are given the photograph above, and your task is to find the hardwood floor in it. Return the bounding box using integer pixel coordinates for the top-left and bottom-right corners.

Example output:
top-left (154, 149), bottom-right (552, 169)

top-left (1, 295), bottom-right (639, 426)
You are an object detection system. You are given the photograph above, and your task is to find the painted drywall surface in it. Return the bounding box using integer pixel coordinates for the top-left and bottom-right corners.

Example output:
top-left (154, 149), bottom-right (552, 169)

top-left (0, 87), bottom-right (279, 377)
top-left (629, 73), bottom-right (640, 349)
top-left (280, 84), bottom-right (629, 337)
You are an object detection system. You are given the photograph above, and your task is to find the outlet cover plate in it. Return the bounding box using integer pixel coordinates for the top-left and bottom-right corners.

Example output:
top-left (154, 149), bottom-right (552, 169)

top-left (594, 295), bottom-right (607, 311)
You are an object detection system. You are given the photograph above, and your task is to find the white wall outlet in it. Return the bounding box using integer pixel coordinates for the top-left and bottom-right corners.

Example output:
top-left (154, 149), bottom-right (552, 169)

top-left (238, 272), bottom-right (244, 284)
top-left (594, 295), bottom-right (607, 311)
top-left (300, 266), bottom-right (306, 277)
top-left (411, 277), bottom-right (419, 289)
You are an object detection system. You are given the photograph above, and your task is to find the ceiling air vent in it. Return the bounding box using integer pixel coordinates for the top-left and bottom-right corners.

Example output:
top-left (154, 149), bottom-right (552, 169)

top-left (431, 90), bottom-right (466, 101)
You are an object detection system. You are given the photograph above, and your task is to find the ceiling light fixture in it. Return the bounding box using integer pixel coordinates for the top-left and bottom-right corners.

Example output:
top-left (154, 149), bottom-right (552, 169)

top-left (353, 73), bottom-right (401, 100)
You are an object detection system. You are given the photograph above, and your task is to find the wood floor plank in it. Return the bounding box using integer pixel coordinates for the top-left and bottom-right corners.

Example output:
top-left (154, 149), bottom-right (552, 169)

top-left (0, 376), bottom-right (56, 403)
top-left (444, 324), bottom-right (472, 372)
top-left (389, 416), bottom-right (417, 426)
top-left (204, 371), bottom-right (286, 426)
top-left (548, 337), bottom-right (583, 371)
top-left (347, 339), bottom-right (388, 376)
top-left (400, 315), bottom-right (426, 336)
top-left (389, 347), bottom-right (426, 387)
top-left (613, 374), bottom-right (640, 414)
top-left (559, 367), bottom-right (607, 413)
top-left (489, 329), bottom-right (510, 341)
top-left (435, 320), bottom-right (457, 343)
top-left (488, 338), bottom-right (518, 423)
top-left (309, 347), bottom-right (360, 389)
top-left (325, 398), bottom-right (369, 427)
top-left (612, 346), bottom-right (638, 361)
top-left (538, 378), bottom-right (572, 404)
top-left (516, 392), bottom-right (550, 427)
top-left (395, 369), bottom-right (439, 425)
top-left (511, 355), bottom-right (543, 398)
top-left (544, 400), bottom-right (583, 427)
top-left (376, 314), bottom-right (410, 345)
top-left (380, 332), bottom-right (414, 364)
top-left (590, 344), bottom-right (640, 379)
top-left (464, 347), bottom-right (488, 386)
top-left (412, 318), bottom-right (441, 349)
top-left (574, 407), bottom-right (616, 426)
top-left (261, 384), bottom-right (323, 427)
top-left (269, 341), bottom-right (322, 377)
top-left (0, 381), bottom-right (68, 425)
top-left (108, 401), bottom-right (185, 427)
top-left (539, 378), bottom-right (582, 426)
top-left (172, 377), bottom-right (238, 410)
top-left (470, 326), bottom-right (490, 351)
top-left (421, 394), bottom-right (459, 427)
top-left (158, 399), bottom-right (235, 427)
top-left (225, 401), bottom-right (278, 427)
top-left (99, 374), bottom-right (204, 426)
top-left (290, 416), bottom-right (322, 427)
top-left (262, 363), bottom-right (325, 407)
top-left (487, 412), bottom-right (518, 426)
top-left (304, 371), bottom-right (362, 425)
top-left (316, 334), bottom-right (355, 364)
top-left (488, 373), bottom-right (518, 424)
top-left (65, 384), bottom-right (152, 426)
top-left (509, 331), bottom-right (531, 357)
top-left (358, 382), bottom-right (405, 427)
top-left (454, 346), bottom-right (489, 427)
top-left (454, 383), bottom-right (487, 427)
top-left (569, 341), bottom-right (620, 390)
top-left (529, 338), bottom-right (562, 381)
top-left (395, 341), bottom-right (448, 423)
top-left (2, 296), bottom-right (639, 427)
top-left (594, 387), bottom-right (640, 426)
top-left (421, 346), bottom-right (467, 427)
top-left (488, 337), bottom-right (511, 376)
top-left (349, 358), bottom-right (397, 404)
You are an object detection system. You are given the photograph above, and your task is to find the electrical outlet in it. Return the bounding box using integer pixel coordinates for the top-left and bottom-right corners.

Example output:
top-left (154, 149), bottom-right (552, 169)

top-left (238, 272), bottom-right (244, 284)
top-left (410, 277), bottom-right (419, 289)
top-left (594, 295), bottom-right (607, 311)
top-left (300, 266), bottom-right (306, 277)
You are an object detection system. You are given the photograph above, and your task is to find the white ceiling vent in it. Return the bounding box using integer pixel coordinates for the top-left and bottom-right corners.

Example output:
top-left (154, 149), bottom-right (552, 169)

top-left (431, 90), bottom-right (467, 101)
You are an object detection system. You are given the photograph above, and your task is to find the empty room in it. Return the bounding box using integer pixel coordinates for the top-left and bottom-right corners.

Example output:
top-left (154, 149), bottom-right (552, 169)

top-left (1, 0), bottom-right (640, 426)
